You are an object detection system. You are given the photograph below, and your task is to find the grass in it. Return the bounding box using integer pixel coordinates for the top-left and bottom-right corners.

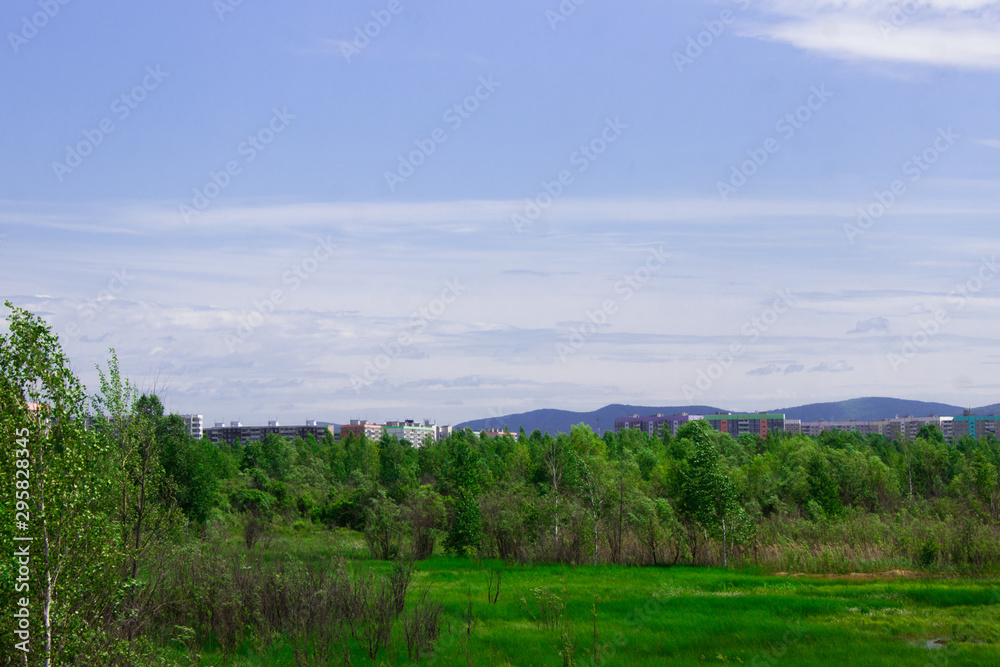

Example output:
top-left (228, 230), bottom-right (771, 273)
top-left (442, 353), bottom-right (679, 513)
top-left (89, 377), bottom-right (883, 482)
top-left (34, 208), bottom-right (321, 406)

top-left (171, 526), bottom-right (1000, 666)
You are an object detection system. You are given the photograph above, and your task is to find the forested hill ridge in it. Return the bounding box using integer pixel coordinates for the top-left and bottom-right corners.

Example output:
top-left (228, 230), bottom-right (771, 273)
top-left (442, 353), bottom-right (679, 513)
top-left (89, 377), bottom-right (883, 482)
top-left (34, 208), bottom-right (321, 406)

top-left (456, 404), bottom-right (725, 435)
top-left (456, 397), bottom-right (998, 434)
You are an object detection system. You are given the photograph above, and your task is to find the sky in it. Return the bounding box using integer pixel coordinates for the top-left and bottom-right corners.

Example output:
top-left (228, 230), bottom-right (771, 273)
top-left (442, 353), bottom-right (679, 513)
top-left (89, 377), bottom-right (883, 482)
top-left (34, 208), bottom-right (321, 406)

top-left (2, 0), bottom-right (999, 427)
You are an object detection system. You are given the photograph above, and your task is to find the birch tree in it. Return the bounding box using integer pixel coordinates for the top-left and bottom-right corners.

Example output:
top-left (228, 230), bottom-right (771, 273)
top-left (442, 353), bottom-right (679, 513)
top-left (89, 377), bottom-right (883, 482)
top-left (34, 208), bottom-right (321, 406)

top-left (0, 302), bottom-right (123, 665)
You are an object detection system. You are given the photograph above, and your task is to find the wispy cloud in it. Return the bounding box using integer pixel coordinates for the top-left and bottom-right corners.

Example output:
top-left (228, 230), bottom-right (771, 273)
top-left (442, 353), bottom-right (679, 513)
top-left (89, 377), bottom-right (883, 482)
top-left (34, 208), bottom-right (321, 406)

top-left (810, 360), bottom-right (854, 373)
top-left (4, 195), bottom-right (1000, 236)
top-left (980, 139), bottom-right (1000, 149)
top-left (748, 362), bottom-right (806, 376)
top-left (745, 1), bottom-right (1000, 70)
top-left (848, 316), bottom-right (890, 334)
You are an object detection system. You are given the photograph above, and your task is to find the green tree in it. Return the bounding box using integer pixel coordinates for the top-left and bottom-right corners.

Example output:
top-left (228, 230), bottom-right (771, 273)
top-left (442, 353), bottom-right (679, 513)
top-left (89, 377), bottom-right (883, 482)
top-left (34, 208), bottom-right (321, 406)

top-left (0, 302), bottom-right (130, 663)
top-left (806, 452), bottom-right (843, 519)
top-left (364, 491), bottom-right (403, 560)
top-left (158, 413), bottom-right (219, 524)
top-left (378, 433), bottom-right (417, 501)
top-left (677, 421), bottom-right (746, 566)
top-left (92, 352), bottom-right (178, 579)
top-left (444, 489), bottom-right (482, 557)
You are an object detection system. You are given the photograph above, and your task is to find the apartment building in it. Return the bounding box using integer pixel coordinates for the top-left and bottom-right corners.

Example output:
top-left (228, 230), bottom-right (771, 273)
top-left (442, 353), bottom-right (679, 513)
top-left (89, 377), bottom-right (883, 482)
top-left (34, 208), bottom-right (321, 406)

top-left (340, 419), bottom-right (384, 442)
top-left (951, 415), bottom-right (1000, 439)
top-left (478, 428), bottom-right (519, 440)
top-left (204, 420), bottom-right (333, 446)
top-left (705, 413), bottom-right (787, 438)
top-left (614, 413), bottom-right (704, 438)
top-left (884, 416), bottom-right (955, 441)
top-left (384, 419), bottom-right (437, 447)
top-left (798, 420), bottom-right (888, 438)
top-left (179, 414), bottom-right (204, 439)
top-left (796, 416), bottom-right (967, 441)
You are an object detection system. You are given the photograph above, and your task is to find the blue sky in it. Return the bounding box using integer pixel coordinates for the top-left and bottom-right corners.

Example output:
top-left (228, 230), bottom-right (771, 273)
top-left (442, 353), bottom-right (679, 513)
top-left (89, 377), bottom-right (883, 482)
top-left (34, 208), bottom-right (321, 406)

top-left (2, 0), bottom-right (999, 426)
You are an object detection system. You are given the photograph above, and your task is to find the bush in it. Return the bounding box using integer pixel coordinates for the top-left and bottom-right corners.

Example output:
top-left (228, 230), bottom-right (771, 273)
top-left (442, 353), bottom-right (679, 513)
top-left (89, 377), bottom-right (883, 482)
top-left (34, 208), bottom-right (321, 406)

top-left (918, 538), bottom-right (940, 567)
top-left (364, 493), bottom-right (403, 560)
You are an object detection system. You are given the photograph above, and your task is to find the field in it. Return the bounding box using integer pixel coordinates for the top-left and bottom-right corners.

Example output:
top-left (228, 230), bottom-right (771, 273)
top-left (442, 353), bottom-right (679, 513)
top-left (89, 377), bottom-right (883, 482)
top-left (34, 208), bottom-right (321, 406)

top-left (173, 530), bottom-right (1000, 666)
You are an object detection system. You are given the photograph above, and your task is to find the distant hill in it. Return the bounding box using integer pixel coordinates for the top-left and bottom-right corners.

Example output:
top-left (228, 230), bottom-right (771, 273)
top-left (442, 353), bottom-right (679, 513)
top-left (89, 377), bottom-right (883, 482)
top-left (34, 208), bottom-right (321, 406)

top-left (772, 397), bottom-right (965, 422)
top-left (455, 404), bottom-right (723, 435)
top-left (454, 397), bottom-right (999, 436)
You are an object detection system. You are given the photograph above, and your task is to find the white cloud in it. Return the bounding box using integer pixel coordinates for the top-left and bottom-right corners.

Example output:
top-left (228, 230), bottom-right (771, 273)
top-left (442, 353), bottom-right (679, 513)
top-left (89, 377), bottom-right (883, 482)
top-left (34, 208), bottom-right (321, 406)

top-left (745, 1), bottom-right (1000, 70)
top-left (980, 139), bottom-right (1000, 149)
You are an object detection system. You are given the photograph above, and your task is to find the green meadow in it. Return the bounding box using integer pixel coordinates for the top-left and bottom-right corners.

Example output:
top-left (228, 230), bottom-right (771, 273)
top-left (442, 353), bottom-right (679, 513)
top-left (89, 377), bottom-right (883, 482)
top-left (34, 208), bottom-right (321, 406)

top-left (171, 530), bottom-right (1000, 667)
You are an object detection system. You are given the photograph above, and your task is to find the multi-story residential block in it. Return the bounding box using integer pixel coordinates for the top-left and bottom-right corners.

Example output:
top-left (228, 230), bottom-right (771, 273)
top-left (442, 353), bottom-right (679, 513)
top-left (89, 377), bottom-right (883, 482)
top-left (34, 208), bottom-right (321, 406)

top-left (478, 428), bottom-right (519, 440)
top-left (885, 416), bottom-right (954, 441)
top-left (952, 415), bottom-right (1000, 439)
top-left (614, 413), bottom-right (704, 438)
top-left (384, 419), bottom-right (437, 447)
top-left (179, 414), bottom-right (203, 439)
top-left (436, 424), bottom-right (453, 441)
top-left (340, 419), bottom-right (384, 442)
top-left (798, 420), bottom-right (888, 438)
top-left (796, 416), bottom-right (967, 441)
top-left (204, 421), bottom-right (333, 446)
top-left (705, 413), bottom-right (787, 438)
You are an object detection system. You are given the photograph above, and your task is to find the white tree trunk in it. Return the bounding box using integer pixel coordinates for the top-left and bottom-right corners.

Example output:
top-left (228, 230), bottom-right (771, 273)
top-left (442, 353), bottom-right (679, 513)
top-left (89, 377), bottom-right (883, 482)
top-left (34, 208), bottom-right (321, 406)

top-left (722, 517), bottom-right (727, 568)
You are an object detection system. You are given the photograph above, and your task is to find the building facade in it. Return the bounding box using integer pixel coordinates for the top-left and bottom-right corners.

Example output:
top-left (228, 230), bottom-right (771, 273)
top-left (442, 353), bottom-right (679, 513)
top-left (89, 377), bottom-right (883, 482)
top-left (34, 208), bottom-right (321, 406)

top-left (478, 428), bottom-right (519, 440)
top-left (614, 413), bottom-right (704, 438)
top-left (796, 416), bottom-right (971, 441)
top-left (384, 419), bottom-right (437, 447)
top-left (204, 421), bottom-right (333, 446)
top-left (798, 420), bottom-right (888, 438)
top-left (950, 415), bottom-right (999, 439)
top-left (884, 416), bottom-right (954, 441)
top-left (705, 413), bottom-right (787, 438)
top-left (340, 419), bottom-right (384, 442)
top-left (180, 414), bottom-right (203, 439)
